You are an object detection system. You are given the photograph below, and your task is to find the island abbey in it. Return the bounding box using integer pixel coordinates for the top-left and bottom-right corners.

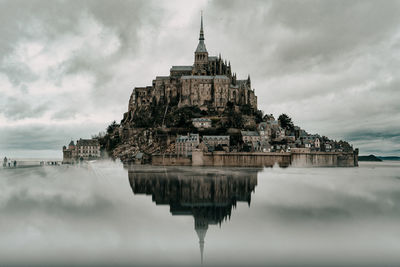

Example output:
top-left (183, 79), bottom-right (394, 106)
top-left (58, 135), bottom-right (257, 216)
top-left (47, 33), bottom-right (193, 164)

top-left (123, 15), bottom-right (257, 123)
top-left (86, 14), bottom-right (358, 168)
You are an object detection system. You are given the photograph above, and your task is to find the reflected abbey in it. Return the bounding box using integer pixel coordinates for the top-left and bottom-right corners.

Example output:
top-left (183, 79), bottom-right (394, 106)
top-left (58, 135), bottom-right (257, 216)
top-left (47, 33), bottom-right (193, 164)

top-left (128, 167), bottom-right (260, 264)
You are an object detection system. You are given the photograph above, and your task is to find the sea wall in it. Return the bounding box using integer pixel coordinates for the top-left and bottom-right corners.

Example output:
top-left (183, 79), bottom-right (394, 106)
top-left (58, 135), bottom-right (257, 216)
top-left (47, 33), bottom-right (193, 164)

top-left (152, 150), bottom-right (358, 167)
top-left (152, 154), bottom-right (192, 166)
top-left (193, 151), bottom-right (292, 167)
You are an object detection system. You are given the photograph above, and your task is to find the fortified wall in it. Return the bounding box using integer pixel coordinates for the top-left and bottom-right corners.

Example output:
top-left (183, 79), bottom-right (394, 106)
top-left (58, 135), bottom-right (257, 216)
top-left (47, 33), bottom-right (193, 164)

top-left (152, 150), bottom-right (358, 167)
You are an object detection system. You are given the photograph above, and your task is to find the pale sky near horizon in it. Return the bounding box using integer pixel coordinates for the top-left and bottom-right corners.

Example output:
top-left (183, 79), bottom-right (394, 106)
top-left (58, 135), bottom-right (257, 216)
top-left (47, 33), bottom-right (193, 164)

top-left (1, 0), bottom-right (400, 158)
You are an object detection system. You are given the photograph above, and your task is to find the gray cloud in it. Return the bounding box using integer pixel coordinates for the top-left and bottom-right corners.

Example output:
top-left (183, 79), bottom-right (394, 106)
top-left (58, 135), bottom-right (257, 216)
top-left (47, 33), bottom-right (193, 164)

top-left (0, 0), bottom-right (399, 156)
top-left (204, 0), bottom-right (400, 155)
top-left (0, 123), bottom-right (107, 152)
top-left (0, 97), bottom-right (48, 120)
top-left (3, 188), bottom-right (113, 217)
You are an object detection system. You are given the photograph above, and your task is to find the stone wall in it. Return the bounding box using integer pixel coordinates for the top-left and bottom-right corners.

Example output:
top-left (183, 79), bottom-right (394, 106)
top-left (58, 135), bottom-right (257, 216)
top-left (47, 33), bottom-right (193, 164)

top-left (154, 150), bottom-right (358, 167)
top-left (291, 151), bottom-right (358, 167)
top-left (193, 151), bottom-right (291, 167)
top-left (152, 154), bottom-right (192, 166)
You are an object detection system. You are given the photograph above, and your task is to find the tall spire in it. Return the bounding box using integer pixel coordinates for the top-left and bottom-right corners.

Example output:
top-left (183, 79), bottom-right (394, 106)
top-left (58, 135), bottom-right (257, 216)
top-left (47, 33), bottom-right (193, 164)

top-left (200, 11), bottom-right (204, 41)
top-left (195, 11), bottom-right (207, 53)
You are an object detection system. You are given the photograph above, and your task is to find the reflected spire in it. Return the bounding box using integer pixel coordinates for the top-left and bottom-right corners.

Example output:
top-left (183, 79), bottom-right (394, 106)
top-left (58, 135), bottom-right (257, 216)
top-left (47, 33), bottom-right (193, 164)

top-left (196, 228), bottom-right (206, 265)
top-left (195, 217), bottom-right (208, 265)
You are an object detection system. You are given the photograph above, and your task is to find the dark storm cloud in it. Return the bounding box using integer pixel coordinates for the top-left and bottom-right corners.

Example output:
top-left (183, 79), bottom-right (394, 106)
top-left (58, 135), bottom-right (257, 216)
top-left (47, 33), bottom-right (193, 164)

top-left (0, 0), bottom-right (399, 156)
top-left (0, 0), bottom-right (166, 158)
top-left (0, 0), bottom-right (161, 115)
top-left (207, 0), bottom-right (400, 72)
top-left (345, 131), bottom-right (400, 142)
top-left (204, 0), bottom-right (400, 155)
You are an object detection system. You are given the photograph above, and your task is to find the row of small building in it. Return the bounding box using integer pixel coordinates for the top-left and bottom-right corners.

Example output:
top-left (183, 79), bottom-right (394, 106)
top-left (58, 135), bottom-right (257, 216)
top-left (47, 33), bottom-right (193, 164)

top-left (62, 139), bottom-right (101, 164)
top-left (62, 118), bottom-right (343, 162)
top-left (177, 117), bottom-right (339, 157)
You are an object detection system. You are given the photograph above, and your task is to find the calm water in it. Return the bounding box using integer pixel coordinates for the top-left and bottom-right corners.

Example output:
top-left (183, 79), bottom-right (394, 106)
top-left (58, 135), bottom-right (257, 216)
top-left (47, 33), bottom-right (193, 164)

top-left (1, 161), bottom-right (400, 266)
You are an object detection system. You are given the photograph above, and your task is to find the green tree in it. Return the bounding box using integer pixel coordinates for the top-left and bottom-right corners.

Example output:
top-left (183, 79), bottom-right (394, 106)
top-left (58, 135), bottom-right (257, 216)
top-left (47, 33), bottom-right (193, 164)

top-left (107, 120), bottom-right (119, 134)
top-left (254, 110), bottom-right (263, 124)
top-left (278, 114), bottom-right (294, 131)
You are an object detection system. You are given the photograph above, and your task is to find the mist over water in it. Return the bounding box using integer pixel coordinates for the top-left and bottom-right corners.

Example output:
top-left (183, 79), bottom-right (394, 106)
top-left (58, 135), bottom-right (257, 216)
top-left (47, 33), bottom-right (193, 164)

top-left (0, 161), bottom-right (400, 266)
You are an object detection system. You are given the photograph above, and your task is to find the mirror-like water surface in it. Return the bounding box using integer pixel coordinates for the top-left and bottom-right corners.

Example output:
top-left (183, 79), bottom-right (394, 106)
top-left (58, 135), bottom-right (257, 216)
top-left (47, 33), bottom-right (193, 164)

top-left (1, 161), bottom-right (400, 266)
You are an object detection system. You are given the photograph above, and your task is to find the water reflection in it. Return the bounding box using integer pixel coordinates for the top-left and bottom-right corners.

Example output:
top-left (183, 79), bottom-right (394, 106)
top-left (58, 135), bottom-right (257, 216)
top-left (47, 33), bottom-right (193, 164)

top-left (128, 167), bottom-right (260, 264)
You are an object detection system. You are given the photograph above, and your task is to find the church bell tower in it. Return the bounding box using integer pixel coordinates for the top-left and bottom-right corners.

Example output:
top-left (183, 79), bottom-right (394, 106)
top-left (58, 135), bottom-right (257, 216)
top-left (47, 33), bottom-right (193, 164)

top-left (193, 12), bottom-right (208, 75)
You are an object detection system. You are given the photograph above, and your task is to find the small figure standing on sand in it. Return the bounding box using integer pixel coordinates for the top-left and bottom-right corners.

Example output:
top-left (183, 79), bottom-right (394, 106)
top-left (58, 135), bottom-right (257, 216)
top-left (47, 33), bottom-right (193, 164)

top-left (3, 157), bottom-right (7, 168)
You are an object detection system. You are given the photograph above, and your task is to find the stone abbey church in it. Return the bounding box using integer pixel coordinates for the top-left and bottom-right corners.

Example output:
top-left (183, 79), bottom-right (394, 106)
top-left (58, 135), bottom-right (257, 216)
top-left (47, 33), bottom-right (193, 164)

top-left (124, 15), bottom-right (257, 121)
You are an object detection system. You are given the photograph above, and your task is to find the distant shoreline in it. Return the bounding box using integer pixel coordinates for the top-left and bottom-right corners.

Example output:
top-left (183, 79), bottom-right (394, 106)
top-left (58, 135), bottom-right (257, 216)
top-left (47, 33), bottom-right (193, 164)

top-left (359, 155), bottom-right (400, 162)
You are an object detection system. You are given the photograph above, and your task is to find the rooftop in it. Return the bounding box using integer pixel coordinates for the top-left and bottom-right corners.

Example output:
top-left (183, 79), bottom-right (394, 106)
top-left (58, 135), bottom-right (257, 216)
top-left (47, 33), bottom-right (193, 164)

top-left (155, 76), bottom-right (170, 80)
top-left (241, 131), bottom-right (259, 136)
top-left (171, 66), bottom-right (193, 71)
top-left (193, 118), bottom-right (212, 122)
top-left (177, 134), bottom-right (199, 143)
top-left (203, 136), bottom-right (230, 140)
top-left (76, 139), bottom-right (99, 146)
top-left (181, 75), bottom-right (229, 80)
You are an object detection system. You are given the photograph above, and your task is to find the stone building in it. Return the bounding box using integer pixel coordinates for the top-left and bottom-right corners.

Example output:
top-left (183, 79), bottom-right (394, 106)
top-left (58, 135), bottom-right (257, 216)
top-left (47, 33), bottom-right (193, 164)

top-left (314, 137), bottom-right (321, 149)
top-left (123, 14), bottom-right (257, 123)
top-left (257, 122), bottom-right (271, 142)
top-left (176, 133), bottom-right (200, 157)
top-left (62, 140), bottom-right (77, 164)
top-left (202, 135), bottom-right (230, 150)
top-left (76, 139), bottom-right (101, 160)
top-left (192, 118), bottom-right (212, 128)
top-left (241, 131), bottom-right (261, 143)
top-left (62, 139), bottom-right (100, 163)
top-left (241, 131), bottom-right (263, 151)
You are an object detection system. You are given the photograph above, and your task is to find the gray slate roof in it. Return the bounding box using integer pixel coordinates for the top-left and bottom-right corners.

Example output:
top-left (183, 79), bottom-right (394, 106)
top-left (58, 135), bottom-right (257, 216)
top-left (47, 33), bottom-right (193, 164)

top-left (155, 76), bottom-right (170, 80)
top-left (181, 75), bottom-right (229, 80)
top-left (192, 118), bottom-right (211, 122)
top-left (77, 139), bottom-right (99, 147)
top-left (214, 75), bottom-right (230, 80)
top-left (176, 134), bottom-right (199, 143)
top-left (203, 136), bottom-right (230, 140)
top-left (237, 80), bottom-right (248, 85)
top-left (171, 66), bottom-right (193, 71)
top-left (241, 131), bottom-right (260, 136)
top-left (195, 40), bottom-right (207, 53)
top-left (181, 75), bottom-right (214, 80)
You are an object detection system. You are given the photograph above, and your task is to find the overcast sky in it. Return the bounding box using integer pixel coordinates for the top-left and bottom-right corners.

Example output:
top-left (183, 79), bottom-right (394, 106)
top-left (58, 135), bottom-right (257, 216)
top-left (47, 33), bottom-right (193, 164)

top-left (1, 0), bottom-right (399, 157)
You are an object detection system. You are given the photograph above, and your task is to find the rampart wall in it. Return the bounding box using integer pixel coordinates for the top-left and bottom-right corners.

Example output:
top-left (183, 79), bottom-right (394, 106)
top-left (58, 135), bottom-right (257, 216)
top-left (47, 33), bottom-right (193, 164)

top-left (152, 150), bottom-right (358, 167)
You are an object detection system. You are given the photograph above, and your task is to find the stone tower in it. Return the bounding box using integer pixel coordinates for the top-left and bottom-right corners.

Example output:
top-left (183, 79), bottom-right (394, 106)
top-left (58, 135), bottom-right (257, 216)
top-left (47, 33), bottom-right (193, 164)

top-left (193, 13), bottom-right (208, 75)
